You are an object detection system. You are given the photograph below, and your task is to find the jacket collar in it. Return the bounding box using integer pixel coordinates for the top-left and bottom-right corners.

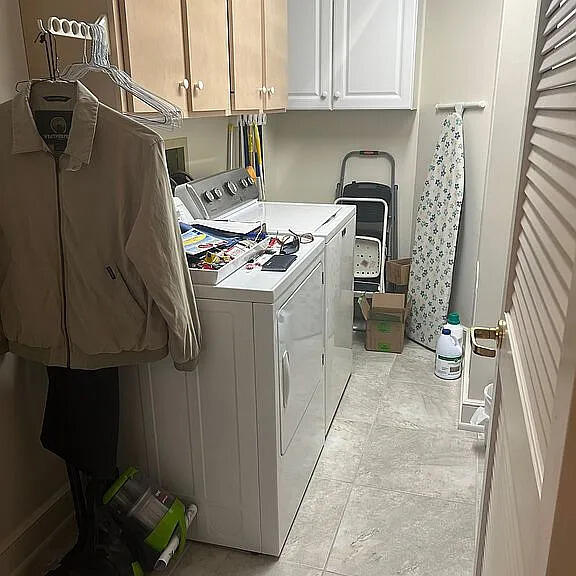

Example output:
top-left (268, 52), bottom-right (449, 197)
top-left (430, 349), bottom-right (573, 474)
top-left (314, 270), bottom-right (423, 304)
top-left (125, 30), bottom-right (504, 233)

top-left (12, 81), bottom-right (99, 169)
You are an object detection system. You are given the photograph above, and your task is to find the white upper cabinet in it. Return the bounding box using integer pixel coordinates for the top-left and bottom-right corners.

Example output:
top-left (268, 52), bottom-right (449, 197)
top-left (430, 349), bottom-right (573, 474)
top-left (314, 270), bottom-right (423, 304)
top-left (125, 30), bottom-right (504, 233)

top-left (287, 0), bottom-right (332, 109)
top-left (333, 0), bottom-right (418, 109)
top-left (288, 0), bottom-right (419, 110)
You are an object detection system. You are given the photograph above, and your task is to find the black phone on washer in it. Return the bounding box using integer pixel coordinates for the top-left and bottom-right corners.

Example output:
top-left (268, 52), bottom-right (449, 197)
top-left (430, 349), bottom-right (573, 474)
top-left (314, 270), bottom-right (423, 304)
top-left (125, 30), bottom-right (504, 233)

top-left (261, 254), bottom-right (297, 272)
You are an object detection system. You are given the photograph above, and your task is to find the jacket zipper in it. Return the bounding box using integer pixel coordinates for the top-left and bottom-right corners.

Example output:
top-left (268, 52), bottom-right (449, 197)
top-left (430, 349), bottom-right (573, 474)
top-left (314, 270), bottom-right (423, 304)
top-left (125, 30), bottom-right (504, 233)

top-left (54, 158), bottom-right (71, 368)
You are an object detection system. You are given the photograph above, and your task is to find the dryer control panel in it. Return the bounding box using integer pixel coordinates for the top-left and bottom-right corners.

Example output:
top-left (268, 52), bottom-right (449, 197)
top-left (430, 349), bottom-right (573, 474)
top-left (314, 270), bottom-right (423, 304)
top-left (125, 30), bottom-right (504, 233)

top-left (174, 168), bottom-right (259, 220)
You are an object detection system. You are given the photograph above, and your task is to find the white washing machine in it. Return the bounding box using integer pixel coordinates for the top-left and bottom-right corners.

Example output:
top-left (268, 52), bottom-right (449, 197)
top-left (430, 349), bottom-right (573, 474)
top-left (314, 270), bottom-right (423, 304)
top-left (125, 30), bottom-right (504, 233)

top-left (228, 201), bottom-right (356, 433)
top-left (175, 170), bottom-right (356, 433)
top-left (119, 172), bottom-right (327, 556)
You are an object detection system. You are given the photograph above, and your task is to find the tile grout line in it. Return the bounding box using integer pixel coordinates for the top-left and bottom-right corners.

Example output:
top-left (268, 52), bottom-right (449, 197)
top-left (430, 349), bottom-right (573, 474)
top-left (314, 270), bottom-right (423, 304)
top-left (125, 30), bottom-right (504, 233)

top-left (351, 481), bottom-right (478, 508)
top-left (321, 353), bottom-right (399, 573)
top-left (364, 421), bottom-right (481, 442)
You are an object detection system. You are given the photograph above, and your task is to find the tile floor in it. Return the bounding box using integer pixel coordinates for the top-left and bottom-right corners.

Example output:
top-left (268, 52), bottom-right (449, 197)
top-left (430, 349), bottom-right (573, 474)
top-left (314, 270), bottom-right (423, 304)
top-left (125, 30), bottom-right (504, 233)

top-left (172, 335), bottom-right (485, 576)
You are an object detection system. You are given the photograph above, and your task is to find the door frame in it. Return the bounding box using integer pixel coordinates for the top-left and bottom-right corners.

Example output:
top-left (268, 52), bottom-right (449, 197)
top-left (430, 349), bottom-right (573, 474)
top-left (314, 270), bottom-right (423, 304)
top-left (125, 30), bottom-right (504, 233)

top-left (466, 0), bottom-right (541, 406)
top-left (474, 0), bottom-right (541, 571)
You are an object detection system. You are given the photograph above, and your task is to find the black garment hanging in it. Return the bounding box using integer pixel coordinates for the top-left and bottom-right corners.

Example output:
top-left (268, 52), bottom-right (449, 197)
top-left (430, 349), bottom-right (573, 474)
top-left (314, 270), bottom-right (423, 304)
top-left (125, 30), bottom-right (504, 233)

top-left (41, 367), bottom-right (119, 478)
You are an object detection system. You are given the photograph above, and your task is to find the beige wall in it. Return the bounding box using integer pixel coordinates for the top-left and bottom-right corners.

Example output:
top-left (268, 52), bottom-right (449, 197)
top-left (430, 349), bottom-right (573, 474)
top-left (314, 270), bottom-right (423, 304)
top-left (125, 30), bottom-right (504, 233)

top-left (0, 2), bottom-right (71, 574)
top-left (265, 110), bottom-right (420, 258)
top-left (0, 0), bottom-right (26, 101)
top-left (414, 0), bottom-right (505, 327)
top-left (158, 116), bottom-right (231, 179)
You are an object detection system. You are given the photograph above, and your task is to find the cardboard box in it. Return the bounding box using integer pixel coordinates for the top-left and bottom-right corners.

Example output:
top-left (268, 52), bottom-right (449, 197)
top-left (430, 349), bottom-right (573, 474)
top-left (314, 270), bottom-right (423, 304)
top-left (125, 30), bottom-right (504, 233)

top-left (359, 293), bottom-right (409, 353)
top-left (386, 258), bottom-right (411, 286)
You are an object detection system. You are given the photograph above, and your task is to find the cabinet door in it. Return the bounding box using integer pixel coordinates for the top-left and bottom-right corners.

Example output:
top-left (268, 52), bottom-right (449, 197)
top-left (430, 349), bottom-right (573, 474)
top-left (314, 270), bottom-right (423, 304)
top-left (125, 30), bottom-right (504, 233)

top-left (120, 0), bottom-right (190, 114)
top-left (184, 0), bottom-right (231, 113)
top-left (229, 0), bottom-right (265, 111)
top-left (332, 0), bottom-right (418, 109)
top-left (287, 0), bottom-right (332, 110)
top-left (263, 0), bottom-right (288, 110)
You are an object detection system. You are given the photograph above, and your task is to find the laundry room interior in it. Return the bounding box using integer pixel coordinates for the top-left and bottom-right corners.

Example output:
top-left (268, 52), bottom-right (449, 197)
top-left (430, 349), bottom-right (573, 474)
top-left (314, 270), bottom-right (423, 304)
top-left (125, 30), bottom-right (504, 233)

top-left (2, 0), bottom-right (576, 575)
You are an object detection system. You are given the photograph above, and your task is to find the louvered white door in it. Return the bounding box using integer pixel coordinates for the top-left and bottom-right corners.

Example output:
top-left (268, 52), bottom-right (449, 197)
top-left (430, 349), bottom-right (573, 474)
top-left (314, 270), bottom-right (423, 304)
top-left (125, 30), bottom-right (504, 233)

top-left (477, 0), bottom-right (576, 574)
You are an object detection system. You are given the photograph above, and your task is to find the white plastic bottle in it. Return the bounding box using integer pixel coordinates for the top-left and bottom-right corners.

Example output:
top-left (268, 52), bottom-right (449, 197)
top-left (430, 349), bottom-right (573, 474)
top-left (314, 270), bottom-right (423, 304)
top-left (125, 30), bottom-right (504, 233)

top-left (444, 312), bottom-right (464, 347)
top-left (435, 328), bottom-right (463, 380)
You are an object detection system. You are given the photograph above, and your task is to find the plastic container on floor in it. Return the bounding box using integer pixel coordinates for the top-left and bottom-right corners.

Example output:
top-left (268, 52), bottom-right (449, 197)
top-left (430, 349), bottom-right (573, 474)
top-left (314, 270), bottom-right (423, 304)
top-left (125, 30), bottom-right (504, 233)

top-left (471, 383), bottom-right (495, 441)
top-left (444, 312), bottom-right (464, 347)
top-left (434, 328), bottom-right (463, 380)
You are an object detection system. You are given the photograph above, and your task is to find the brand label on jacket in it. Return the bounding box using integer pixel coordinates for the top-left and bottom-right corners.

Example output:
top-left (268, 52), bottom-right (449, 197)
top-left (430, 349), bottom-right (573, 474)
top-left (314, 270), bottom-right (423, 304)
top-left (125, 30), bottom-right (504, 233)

top-left (33, 110), bottom-right (73, 154)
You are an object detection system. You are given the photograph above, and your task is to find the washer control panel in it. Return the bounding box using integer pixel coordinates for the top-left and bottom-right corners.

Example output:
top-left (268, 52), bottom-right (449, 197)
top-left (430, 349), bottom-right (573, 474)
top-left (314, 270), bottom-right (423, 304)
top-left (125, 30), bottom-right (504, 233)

top-left (174, 168), bottom-right (259, 220)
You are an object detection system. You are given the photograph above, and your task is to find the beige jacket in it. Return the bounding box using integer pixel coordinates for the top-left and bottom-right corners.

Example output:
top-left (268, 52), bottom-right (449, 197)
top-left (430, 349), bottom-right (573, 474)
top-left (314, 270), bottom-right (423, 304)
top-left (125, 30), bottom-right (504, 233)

top-left (0, 82), bottom-right (201, 370)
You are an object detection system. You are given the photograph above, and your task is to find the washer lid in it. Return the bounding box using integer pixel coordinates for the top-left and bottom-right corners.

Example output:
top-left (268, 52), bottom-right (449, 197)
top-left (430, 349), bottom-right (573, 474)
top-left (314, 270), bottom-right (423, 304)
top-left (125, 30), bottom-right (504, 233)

top-left (227, 202), bottom-right (355, 240)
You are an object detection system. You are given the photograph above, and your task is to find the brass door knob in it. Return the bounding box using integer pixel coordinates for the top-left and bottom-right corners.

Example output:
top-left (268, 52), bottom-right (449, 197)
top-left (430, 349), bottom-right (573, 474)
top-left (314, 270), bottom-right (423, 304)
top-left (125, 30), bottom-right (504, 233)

top-left (471, 320), bottom-right (507, 358)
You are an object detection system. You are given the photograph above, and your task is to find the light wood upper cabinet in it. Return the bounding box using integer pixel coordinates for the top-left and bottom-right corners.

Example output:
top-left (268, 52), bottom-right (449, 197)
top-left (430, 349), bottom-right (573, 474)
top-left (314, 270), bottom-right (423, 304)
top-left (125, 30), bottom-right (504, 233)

top-left (229, 0), bottom-right (265, 112)
top-left (19, 0), bottom-right (288, 117)
top-left (119, 0), bottom-right (190, 115)
top-left (184, 0), bottom-right (231, 113)
top-left (263, 0), bottom-right (288, 110)
top-left (288, 0), bottom-right (419, 110)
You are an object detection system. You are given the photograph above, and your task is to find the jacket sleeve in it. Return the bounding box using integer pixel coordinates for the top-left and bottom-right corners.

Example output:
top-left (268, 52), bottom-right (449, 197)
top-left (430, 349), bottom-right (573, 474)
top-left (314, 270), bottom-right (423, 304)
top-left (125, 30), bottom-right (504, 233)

top-left (126, 139), bottom-right (202, 370)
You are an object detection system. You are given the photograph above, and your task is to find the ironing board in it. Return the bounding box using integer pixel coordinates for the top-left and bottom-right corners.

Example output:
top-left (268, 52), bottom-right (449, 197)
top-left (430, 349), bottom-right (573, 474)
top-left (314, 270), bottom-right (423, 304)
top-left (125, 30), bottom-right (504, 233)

top-left (407, 113), bottom-right (465, 349)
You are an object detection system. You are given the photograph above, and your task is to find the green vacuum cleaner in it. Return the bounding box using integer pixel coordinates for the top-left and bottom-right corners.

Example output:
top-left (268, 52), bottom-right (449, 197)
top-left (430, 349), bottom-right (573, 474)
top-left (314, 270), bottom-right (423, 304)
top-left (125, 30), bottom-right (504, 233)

top-left (104, 468), bottom-right (193, 572)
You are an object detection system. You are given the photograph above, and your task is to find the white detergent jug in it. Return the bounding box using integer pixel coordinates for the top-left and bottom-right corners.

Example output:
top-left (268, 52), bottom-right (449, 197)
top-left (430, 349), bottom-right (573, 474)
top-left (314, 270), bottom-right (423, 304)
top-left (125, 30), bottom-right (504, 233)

top-left (435, 328), bottom-right (462, 380)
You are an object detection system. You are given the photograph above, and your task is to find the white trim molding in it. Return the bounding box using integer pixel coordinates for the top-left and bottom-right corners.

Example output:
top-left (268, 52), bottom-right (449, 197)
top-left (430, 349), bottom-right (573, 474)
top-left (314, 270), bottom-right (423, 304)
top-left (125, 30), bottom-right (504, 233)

top-left (0, 486), bottom-right (74, 576)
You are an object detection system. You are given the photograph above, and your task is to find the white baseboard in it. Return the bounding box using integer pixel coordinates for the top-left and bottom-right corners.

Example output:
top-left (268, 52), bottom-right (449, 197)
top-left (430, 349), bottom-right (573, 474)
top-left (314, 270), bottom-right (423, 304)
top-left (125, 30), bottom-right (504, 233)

top-left (0, 486), bottom-right (75, 576)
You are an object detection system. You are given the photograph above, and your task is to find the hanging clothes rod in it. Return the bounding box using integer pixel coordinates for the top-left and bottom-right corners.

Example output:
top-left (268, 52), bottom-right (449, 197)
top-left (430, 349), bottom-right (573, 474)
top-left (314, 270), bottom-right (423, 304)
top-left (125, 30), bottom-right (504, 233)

top-left (435, 101), bottom-right (486, 112)
top-left (37, 15), bottom-right (109, 44)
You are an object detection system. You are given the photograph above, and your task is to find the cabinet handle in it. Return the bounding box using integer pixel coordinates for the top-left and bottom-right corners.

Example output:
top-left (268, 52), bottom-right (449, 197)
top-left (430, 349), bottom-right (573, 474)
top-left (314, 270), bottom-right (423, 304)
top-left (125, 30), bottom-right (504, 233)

top-left (259, 86), bottom-right (267, 95)
top-left (194, 80), bottom-right (205, 91)
top-left (267, 86), bottom-right (275, 95)
top-left (179, 78), bottom-right (190, 90)
top-left (334, 91), bottom-right (341, 99)
top-left (321, 90), bottom-right (328, 99)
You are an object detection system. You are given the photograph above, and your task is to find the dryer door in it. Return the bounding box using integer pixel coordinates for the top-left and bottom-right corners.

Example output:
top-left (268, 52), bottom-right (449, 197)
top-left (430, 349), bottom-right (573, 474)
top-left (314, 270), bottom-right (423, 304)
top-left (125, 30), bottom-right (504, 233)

top-left (278, 262), bottom-right (324, 455)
